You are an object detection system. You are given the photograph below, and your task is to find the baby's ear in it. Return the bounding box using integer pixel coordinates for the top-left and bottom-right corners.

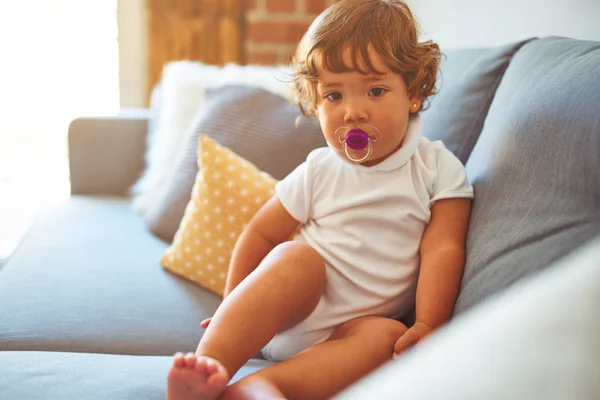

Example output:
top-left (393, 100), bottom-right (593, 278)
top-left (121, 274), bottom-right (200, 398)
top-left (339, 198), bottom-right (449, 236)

top-left (409, 97), bottom-right (423, 113)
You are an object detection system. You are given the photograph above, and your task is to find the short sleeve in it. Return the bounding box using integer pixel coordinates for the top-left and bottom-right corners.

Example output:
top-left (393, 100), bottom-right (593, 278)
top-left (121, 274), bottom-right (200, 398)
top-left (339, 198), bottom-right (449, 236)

top-left (275, 154), bottom-right (314, 224)
top-left (430, 142), bottom-right (474, 205)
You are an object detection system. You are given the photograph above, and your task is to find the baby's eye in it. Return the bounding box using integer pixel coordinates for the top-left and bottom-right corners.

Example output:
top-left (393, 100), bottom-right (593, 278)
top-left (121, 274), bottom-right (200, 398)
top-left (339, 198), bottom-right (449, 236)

top-left (369, 87), bottom-right (388, 97)
top-left (325, 92), bottom-right (342, 101)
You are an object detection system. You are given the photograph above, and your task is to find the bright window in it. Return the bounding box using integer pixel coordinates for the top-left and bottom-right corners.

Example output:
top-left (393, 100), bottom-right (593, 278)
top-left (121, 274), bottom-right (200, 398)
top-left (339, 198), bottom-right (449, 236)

top-left (0, 1), bottom-right (119, 259)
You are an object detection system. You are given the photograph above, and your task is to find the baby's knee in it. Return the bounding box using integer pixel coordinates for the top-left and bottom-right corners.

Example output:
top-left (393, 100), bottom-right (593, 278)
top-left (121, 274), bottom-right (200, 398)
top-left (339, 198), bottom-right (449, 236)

top-left (360, 318), bottom-right (408, 357)
top-left (337, 316), bottom-right (408, 344)
top-left (270, 241), bottom-right (326, 277)
top-left (371, 318), bottom-right (408, 343)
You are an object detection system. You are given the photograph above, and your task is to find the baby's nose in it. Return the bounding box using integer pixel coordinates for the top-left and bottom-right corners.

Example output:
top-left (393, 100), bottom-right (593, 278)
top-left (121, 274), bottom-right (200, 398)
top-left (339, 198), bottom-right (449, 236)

top-left (344, 102), bottom-right (369, 122)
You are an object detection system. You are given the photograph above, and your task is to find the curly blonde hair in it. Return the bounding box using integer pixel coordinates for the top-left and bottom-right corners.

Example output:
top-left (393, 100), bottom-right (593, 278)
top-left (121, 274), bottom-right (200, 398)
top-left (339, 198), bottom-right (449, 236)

top-left (292, 0), bottom-right (441, 117)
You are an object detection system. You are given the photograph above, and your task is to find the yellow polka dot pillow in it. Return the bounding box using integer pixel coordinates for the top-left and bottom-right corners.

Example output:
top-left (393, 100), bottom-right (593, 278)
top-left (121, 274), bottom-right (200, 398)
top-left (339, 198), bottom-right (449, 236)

top-left (161, 135), bottom-right (277, 295)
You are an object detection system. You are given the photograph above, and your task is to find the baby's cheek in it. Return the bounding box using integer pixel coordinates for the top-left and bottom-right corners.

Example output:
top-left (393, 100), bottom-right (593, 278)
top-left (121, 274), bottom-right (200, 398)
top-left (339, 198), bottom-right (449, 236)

top-left (387, 116), bottom-right (409, 134)
top-left (319, 117), bottom-right (337, 137)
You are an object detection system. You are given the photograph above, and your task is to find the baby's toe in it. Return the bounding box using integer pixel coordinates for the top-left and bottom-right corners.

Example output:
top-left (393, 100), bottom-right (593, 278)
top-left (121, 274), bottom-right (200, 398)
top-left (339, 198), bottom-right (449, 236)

top-left (172, 352), bottom-right (186, 368)
top-left (204, 359), bottom-right (219, 375)
top-left (184, 353), bottom-right (197, 368)
top-left (193, 357), bottom-right (208, 375)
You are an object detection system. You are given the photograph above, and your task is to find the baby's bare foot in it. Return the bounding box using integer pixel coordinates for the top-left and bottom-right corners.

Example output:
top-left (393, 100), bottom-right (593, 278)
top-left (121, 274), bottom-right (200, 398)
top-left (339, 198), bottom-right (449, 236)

top-left (167, 352), bottom-right (229, 400)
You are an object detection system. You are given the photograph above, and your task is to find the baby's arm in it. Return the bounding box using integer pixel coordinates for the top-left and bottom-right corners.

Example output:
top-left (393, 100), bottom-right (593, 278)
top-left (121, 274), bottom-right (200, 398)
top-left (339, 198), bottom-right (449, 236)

top-left (223, 195), bottom-right (300, 298)
top-left (394, 197), bottom-right (471, 355)
top-left (414, 197), bottom-right (471, 327)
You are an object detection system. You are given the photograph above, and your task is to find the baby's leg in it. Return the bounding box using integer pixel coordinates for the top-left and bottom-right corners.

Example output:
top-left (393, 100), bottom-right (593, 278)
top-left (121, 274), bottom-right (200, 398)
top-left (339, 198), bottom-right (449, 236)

top-left (167, 241), bottom-right (326, 400)
top-left (222, 316), bottom-right (407, 400)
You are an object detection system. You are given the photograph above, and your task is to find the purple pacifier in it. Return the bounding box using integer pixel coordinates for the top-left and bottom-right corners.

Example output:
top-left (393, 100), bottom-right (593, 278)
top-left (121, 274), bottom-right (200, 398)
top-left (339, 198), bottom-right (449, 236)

top-left (335, 125), bottom-right (381, 163)
top-left (346, 129), bottom-right (370, 150)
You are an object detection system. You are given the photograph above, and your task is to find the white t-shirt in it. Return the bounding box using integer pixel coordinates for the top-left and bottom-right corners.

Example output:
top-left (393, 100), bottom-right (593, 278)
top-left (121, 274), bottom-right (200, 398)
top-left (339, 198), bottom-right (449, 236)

top-left (275, 117), bottom-right (473, 324)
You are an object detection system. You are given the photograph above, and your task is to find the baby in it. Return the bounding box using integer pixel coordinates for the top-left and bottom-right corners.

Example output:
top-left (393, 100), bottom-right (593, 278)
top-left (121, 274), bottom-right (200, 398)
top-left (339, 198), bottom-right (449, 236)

top-left (167, 0), bottom-right (473, 399)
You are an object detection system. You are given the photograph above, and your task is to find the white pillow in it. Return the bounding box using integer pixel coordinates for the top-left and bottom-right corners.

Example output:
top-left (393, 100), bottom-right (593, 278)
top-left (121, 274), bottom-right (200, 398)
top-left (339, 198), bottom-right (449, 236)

top-left (131, 61), bottom-right (294, 215)
top-left (337, 235), bottom-right (600, 400)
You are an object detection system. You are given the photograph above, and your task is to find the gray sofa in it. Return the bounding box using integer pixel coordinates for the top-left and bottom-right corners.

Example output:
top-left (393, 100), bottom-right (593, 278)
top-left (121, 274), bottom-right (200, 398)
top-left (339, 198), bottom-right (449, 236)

top-left (1, 36), bottom-right (599, 399)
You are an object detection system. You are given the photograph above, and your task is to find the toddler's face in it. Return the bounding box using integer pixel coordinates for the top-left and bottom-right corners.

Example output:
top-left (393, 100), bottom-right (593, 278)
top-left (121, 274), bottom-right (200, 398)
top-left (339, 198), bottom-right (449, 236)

top-left (315, 47), bottom-right (421, 166)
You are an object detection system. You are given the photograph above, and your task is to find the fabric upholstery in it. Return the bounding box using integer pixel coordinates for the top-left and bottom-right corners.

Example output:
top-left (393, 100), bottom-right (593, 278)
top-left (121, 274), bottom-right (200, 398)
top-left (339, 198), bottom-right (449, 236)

top-left (0, 197), bottom-right (221, 355)
top-left (0, 351), bottom-right (271, 400)
top-left (455, 37), bottom-right (600, 313)
top-left (421, 39), bottom-right (533, 163)
top-left (68, 111), bottom-right (149, 196)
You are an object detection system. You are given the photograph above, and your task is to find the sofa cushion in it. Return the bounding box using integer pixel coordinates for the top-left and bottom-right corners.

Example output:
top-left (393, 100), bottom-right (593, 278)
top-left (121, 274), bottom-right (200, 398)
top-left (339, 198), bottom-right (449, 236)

top-left (145, 85), bottom-right (326, 243)
top-left (455, 37), bottom-right (600, 313)
top-left (0, 197), bottom-right (221, 355)
top-left (161, 135), bottom-right (277, 295)
top-left (338, 234), bottom-right (600, 399)
top-left (0, 351), bottom-right (272, 400)
top-left (421, 39), bottom-right (532, 164)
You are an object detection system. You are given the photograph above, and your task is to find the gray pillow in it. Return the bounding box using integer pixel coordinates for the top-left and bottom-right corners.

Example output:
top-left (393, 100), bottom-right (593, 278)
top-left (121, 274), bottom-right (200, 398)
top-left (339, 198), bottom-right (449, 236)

top-left (455, 37), bottom-right (600, 314)
top-left (421, 39), bottom-right (533, 164)
top-left (145, 85), bottom-right (326, 242)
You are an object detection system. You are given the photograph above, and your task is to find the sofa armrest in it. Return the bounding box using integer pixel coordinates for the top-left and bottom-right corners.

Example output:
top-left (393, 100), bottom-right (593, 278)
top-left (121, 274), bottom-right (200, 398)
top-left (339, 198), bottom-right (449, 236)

top-left (68, 109), bottom-right (149, 196)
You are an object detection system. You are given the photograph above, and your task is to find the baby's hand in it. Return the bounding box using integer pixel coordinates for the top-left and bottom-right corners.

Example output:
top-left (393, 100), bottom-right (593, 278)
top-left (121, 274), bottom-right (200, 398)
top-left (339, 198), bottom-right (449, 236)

top-left (200, 318), bottom-right (212, 329)
top-left (392, 321), bottom-right (433, 359)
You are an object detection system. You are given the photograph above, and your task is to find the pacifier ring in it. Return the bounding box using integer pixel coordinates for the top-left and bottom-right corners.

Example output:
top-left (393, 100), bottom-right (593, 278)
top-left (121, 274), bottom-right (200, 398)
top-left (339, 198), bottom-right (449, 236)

top-left (344, 142), bottom-right (372, 163)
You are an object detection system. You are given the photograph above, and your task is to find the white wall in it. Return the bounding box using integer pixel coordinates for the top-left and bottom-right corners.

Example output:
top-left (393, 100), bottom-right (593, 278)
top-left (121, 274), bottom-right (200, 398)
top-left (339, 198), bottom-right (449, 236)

top-left (116, 0), bottom-right (600, 107)
top-left (406, 0), bottom-right (600, 50)
top-left (117, 0), bottom-right (147, 107)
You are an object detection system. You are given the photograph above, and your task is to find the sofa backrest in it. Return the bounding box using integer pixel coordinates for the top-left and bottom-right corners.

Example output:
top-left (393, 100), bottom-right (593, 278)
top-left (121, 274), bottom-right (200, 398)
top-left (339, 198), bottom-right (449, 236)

top-left (455, 36), bottom-right (600, 314)
top-left (421, 39), bottom-right (532, 163)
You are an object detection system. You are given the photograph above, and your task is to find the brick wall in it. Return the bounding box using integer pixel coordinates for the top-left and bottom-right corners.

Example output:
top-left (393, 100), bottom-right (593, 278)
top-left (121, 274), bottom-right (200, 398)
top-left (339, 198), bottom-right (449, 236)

top-left (246, 0), bottom-right (338, 65)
